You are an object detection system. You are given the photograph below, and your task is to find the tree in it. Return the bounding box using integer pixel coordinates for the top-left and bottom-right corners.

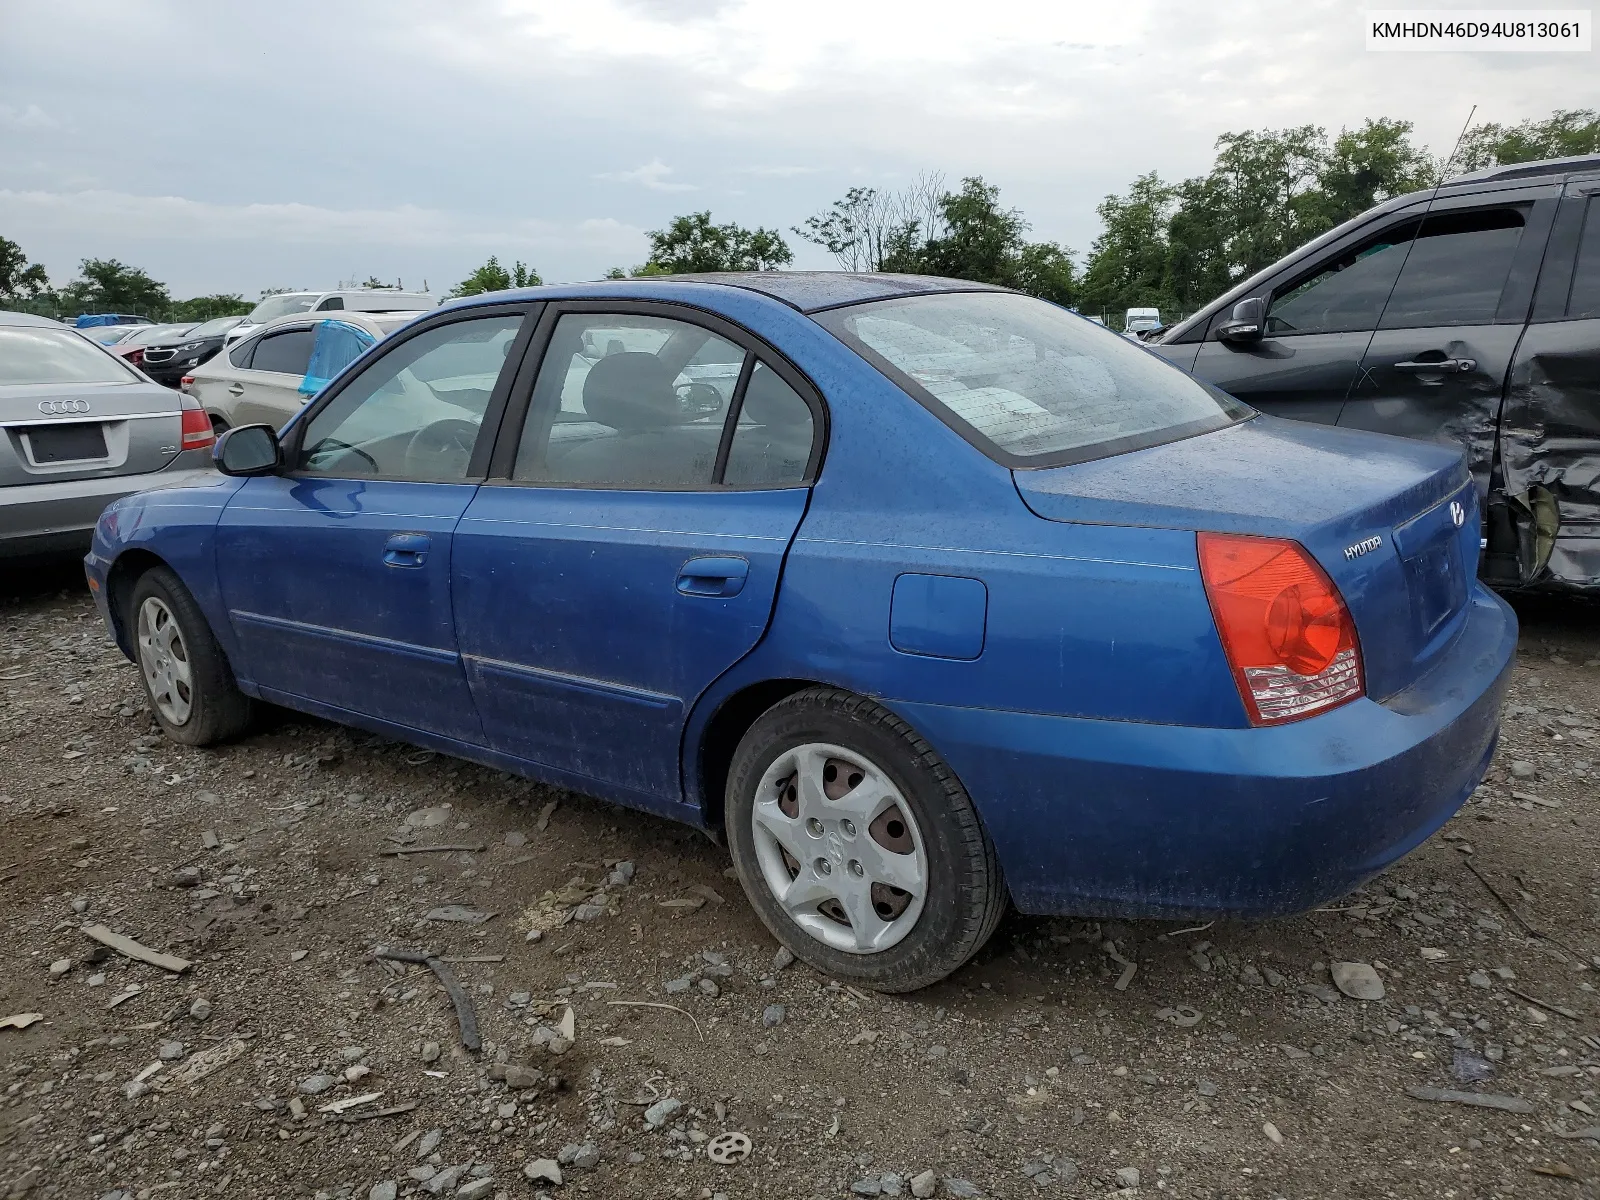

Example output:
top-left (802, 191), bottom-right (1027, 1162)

top-left (168, 294), bottom-right (253, 322)
top-left (1079, 173), bottom-right (1178, 324)
top-left (1313, 118), bottom-right (1435, 227)
top-left (55, 258), bottom-right (169, 317)
top-left (1457, 109), bottom-right (1600, 170)
top-left (0, 235), bottom-right (48, 302)
top-left (643, 212), bottom-right (793, 273)
top-left (450, 256), bottom-right (542, 297)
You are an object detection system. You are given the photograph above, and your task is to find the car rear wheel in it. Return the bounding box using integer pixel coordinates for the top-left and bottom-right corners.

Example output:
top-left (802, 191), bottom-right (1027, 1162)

top-left (726, 687), bottom-right (1006, 991)
top-left (129, 566), bottom-right (252, 746)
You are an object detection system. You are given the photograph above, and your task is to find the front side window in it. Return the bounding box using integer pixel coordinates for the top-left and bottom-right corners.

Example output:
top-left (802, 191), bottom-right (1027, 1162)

top-left (514, 313), bottom-right (746, 488)
top-left (817, 291), bottom-right (1248, 467)
top-left (249, 328), bottom-right (316, 376)
top-left (315, 296), bottom-right (345, 311)
top-left (297, 313), bottom-right (523, 481)
top-left (1378, 207), bottom-right (1527, 329)
top-left (0, 327), bottom-right (139, 385)
top-left (1267, 223), bottom-right (1416, 336)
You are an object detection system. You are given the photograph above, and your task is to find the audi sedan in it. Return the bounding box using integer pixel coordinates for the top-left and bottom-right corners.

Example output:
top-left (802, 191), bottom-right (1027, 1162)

top-left (1, 311), bottom-right (216, 556)
top-left (82, 274), bottom-right (1515, 990)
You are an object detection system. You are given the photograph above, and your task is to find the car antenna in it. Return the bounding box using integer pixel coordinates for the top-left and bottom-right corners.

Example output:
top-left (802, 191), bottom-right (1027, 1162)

top-left (1422, 104), bottom-right (1478, 216)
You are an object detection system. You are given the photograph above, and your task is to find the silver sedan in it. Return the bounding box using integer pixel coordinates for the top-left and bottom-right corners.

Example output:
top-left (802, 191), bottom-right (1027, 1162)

top-left (1, 311), bottom-right (216, 556)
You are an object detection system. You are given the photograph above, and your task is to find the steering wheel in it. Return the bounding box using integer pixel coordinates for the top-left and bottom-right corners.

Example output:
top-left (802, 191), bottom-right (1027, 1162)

top-left (404, 419), bottom-right (479, 479)
top-left (307, 437), bottom-right (379, 473)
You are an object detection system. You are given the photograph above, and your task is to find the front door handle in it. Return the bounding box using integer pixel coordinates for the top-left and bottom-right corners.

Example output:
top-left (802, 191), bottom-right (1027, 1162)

top-left (228, 383), bottom-right (245, 396)
top-left (676, 556), bottom-right (749, 597)
top-left (1394, 358), bottom-right (1476, 373)
top-left (383, 532), bottom-right (430, 568)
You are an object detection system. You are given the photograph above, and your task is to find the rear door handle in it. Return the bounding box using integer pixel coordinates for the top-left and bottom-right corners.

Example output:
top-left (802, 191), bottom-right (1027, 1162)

top-left (676, 556), bottom-right (749, 597)
top-left (228, 383), bottom-right (245, 396)
top-left (1394, 358), bottom-right (1476, 373)
top-left (383, 532), bottom-right (430, 568)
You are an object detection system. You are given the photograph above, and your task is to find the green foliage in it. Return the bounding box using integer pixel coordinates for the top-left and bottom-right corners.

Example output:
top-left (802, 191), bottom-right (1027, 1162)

top-left (798, 175), bottom-right (1076, 306)
top-left (451, 255), bottom-right (542, 297)
top-left (0, 235), bottom-right (49, 302)
top-left (1457, 109), bottom-right (1600, 170)
top-left (1083, 119), bottom-right (1438, 324)
top-left (643, 212), bottom-right (793, 273)
top-left (167, 294), bottom-right (253, 322)
top-left (55, 258), bottom-right (170, 318)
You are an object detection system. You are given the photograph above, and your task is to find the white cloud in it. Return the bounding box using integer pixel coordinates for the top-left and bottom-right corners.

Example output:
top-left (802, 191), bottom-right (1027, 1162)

top-left (596, 158), bottom-right (698, 191)
top-left (0, 187), bottom-right (645, 254)
top-left (0, 103), bottom-right (58, 130)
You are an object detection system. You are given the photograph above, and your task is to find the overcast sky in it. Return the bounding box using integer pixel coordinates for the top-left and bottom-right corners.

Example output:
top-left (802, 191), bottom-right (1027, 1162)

top-left (0, 0), bottom-right (1591, 300)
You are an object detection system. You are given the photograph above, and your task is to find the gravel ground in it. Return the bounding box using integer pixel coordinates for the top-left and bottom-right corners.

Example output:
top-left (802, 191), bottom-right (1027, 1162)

top-left (4, 558), bottom-right (1600, 1200)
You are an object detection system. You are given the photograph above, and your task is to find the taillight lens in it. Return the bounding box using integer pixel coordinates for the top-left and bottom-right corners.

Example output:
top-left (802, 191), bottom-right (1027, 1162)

top-left (179, 376), bottom-right (195, 390)
top-left (127, 348), bottom-right (144, 366)
top-left (179, 392), bottom-right (215, 450)
top-left (1197, 532), bottom-right (1364, 726)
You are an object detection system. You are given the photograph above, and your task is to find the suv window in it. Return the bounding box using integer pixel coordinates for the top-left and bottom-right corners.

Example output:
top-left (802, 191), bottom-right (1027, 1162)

top-left (514, 313), bottom-right (747, 488)
top-left (296, 314), bottom-right (523, 481)
top-left (1378, 207), bottom-right (1527, 329)
top-left (1569, 198), bottom-right (1599, 320)
top-left (1267, 223), bottom-right (1416, 336)
top-left (316, 296), bottom-right (345, 311)
top-left (250, 328), bottom-right (316, 376)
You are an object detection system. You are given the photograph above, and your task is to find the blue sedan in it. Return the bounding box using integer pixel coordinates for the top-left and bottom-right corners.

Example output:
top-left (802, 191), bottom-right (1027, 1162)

top-left (84, 273), bottom-right (1516, 991)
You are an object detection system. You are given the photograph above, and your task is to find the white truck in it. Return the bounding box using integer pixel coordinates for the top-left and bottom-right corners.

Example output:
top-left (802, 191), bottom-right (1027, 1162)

top-left (1123, 307), bottom-right (1163, 340)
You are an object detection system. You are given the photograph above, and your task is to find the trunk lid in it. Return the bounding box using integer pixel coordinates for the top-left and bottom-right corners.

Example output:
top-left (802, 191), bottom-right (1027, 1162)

top-left (1014, 414), bottom-right (1478, 701)
top-left (0, 380), bottom-right (184, 487)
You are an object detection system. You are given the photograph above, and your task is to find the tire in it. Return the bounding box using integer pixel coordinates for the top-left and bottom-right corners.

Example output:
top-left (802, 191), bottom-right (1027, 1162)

top-left (127, 565), bottom-right (253, 746)
top-left (725, 687), bottom-right (1006, 992)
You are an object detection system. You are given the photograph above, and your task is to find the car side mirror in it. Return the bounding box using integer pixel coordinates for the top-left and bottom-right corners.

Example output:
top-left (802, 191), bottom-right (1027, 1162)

top-left (1216, 297), bottom-right (1266, 344)
top-left (214, 424), bottom-right (281, 476)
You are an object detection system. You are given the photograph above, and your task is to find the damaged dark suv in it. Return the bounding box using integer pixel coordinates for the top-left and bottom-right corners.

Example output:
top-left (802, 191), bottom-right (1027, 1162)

top-left (1152, 154), bottom-right (1600, 592)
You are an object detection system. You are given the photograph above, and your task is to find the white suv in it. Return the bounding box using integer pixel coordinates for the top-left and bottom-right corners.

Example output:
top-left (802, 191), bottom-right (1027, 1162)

top-left (224, 289), bottom-right (437, 345)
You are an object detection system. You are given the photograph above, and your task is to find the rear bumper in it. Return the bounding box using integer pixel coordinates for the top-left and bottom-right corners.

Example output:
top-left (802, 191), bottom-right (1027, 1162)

top-left (894, 584), bottom-right (1517, 919)
top-left (1, 454), bottom-right (215, 556)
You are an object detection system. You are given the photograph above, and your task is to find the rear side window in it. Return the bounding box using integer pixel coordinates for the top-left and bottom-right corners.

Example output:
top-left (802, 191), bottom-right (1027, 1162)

top-left (315, 296), bottom-right (345, 311)
top-left (251, 328), bottom-right (315, 376)
top-left (724, 362), bottom-right (814, 486)
top-left (1378, 207), bottom-right (1527, 329)
top-left (817, 291), bottom-right (1249, 467)
top-left (1569, 198), bottom-right (1600, 320)
top-left (0, 327), bottom-right (138, 385)
top-left (228, 337), bottom-right (257, 369)
top-left (1266, 223), bottom-right (1416, 336)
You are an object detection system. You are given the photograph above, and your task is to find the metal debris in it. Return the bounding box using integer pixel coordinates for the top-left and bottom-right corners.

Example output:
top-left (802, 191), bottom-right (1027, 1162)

top-left (375, 946), bottom-right (481, 1052)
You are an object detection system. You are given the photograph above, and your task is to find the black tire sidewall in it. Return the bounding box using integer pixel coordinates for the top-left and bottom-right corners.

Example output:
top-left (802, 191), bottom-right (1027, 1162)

top-left (128, 567), bottom-right (242, 746)
top-left (726, 689), bottom-right (1000, 991)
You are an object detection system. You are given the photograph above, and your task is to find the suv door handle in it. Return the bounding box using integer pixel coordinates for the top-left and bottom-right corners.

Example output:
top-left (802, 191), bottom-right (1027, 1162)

top-left (228, 383), bottom-right (245, 396)
top-left (1394, 358), bottom-right (1476, 373)
top-left (676, 556), bottom-right (749, 597)
top-left (383, 532), bottom-right (430, 568)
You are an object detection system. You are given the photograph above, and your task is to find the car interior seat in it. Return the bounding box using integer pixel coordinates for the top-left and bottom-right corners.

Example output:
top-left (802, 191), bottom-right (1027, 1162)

top-left (550, 352), bottom-right (717, 485)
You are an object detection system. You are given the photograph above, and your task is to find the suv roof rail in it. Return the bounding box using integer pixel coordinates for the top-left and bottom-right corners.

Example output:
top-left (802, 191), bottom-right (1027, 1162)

top-left (1443, 153), bottom-right (1600, 188)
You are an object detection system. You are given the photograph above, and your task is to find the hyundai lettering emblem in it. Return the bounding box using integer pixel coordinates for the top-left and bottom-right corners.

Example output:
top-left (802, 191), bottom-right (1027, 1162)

top-left (1343, 535), bottom-right (1382, 561)
top-left (38, 399), bottom-right (91, 415)
top-left (1450, 500), bottom-right (1465, 527)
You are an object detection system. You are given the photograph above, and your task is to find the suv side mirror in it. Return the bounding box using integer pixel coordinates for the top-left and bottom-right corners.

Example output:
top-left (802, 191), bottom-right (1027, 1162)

top-left (1216, 297), bottom-right (1266, 344)
top-left (213, 424), bottom-right (281, 476)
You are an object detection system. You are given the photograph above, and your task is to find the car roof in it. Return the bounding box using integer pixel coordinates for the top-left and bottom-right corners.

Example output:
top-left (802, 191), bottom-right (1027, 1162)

top-left (1442, 151), bottom-right (1600, 190)
top-left (0, 310), bottom-right (66, 328)
top-left (458, 272), bottom-right (1007, 316)
top-left (252, 310), bottom-right (422, 335)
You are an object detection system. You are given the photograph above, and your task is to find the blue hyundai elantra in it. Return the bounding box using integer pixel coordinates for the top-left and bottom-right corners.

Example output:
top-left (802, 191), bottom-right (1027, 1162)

top-left (84, 273), bottom-right (1515, 990)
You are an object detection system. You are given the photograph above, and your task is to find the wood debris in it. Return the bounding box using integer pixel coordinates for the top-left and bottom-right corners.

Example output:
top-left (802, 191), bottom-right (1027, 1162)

top-left (81, 923), bottom-right (192, 973)
top-left (0, 1014), bottom-right (42, 1031)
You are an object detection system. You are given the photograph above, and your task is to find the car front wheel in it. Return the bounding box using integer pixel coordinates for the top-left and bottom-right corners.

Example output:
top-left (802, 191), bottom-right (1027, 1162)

top-left (726, 687), bottom-right (1006, 992)
top-left (129, 566), bottom-right (253, 746)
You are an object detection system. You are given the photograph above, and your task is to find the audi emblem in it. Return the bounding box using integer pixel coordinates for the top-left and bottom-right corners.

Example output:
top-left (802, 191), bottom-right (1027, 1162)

top-left (38, 399), bottom-right (91, 415)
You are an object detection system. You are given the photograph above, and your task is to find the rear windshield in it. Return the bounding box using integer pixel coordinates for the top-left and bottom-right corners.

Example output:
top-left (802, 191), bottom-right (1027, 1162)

top-left (0, 327), bottom-right (138, 385)
top-left (816, 291), bottom-right (1249, 467)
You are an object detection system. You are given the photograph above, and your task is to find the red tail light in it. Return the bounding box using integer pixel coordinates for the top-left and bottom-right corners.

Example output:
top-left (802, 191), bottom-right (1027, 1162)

top-left (1197, 532), bottom-right (1363, 726)
top-left (180, 375), bottom-right (195, 390)
top-left (179, 392), bottom-right (215, 451)
top-left (127, 348), bottom-right (144, 366)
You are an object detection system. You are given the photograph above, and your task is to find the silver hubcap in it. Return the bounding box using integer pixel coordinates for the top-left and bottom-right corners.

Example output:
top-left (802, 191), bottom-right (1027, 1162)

top-left (137, 597), bottom-right (193, 726)
top-left (751, 742), bottom-right (928, 954)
